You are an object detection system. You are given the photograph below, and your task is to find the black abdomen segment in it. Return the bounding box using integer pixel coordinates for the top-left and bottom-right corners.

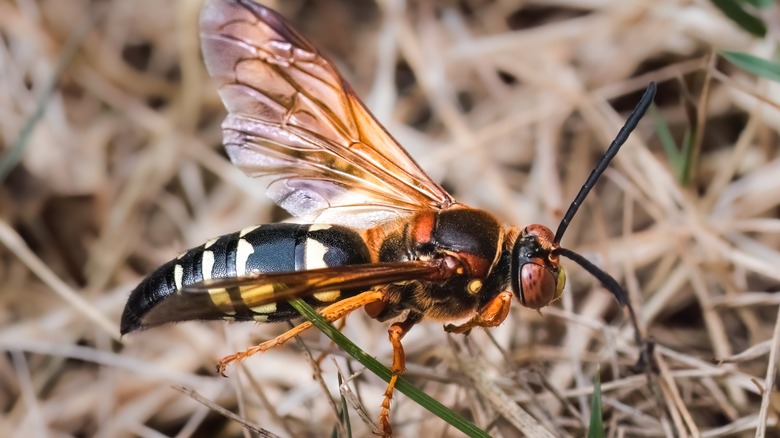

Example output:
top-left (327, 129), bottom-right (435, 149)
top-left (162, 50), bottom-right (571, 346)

top-left (120, 223), bottom-right (370, 334)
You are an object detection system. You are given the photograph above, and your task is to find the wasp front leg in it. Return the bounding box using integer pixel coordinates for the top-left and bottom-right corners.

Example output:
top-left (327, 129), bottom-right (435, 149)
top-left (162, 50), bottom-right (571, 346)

top-left (444, 290), bottom-right (512, 335)
top-left (216, 290), bottom-right (384, 376)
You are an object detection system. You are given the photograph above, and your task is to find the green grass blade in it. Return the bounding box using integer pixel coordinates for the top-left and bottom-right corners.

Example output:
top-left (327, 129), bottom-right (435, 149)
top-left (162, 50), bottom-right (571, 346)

top-left (337, 374), bottom-right (352, 438)
top-left (587, 371), bottom-right (604, 438)
top-left (710, 0), bottom-right (766, 37)
top-left (741, 0), bottom-right (773, 8)
top-left (650, 105), bottom-right (683, 181)
top-left (677, 85), bottom-right (701, 187)
top-left (288, 298), bottom-right (490, 438)
top-left (722, 51), bottom-right (780, 83)
top-left (679, 128), bottom-right (696, 186)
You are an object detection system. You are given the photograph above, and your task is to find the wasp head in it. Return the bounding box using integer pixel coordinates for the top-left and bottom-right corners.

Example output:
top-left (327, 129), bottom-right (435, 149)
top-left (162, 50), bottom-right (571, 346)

top-left (510, 224), bottom-right (566, 309)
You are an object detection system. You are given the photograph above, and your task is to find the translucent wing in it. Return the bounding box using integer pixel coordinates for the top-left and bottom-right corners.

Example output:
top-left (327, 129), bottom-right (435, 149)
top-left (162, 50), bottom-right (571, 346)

top-left (126, 260), bottom-right (447, 330)
top-left (200, 0), bottom-right (455, 227)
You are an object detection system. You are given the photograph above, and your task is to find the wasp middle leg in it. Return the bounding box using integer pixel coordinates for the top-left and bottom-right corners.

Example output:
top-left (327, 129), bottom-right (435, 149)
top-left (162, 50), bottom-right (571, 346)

top-left (379, 312), bottom-right (422, 436)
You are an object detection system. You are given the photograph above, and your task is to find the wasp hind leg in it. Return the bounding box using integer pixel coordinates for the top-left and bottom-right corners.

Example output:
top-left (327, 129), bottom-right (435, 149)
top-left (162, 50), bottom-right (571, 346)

top-left (444, 290), bottom-right (512, 335)
top-left (216, 290), bottom-right (385, 376)
top-left (379, 312), bottom-right (421, 437)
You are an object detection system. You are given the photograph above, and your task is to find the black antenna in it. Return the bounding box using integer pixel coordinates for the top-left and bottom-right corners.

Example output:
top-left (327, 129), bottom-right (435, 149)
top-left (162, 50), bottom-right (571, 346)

top-left (550, 83), bottom-right (659, 383)
top-left (553, 82), bottom-right (657, 244)
top-left (552, 82), bottom-right (656, 307)
top-left (556, 247), bottom-right (628, 306)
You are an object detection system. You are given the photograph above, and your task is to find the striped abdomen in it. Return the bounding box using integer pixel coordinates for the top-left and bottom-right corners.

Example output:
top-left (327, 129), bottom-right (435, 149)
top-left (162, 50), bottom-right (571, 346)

top-left (120, 223), bottom-right (370, 334)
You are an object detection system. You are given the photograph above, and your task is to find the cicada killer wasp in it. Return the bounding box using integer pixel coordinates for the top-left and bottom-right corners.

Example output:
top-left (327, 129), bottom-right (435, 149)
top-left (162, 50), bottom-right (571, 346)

top-left (121, 0), bottom-right (656, 435)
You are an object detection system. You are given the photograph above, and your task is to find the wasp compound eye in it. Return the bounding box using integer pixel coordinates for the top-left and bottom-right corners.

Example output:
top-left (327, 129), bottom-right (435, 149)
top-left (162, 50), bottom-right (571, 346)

top-left (518, 262), bottom-right (556, 309)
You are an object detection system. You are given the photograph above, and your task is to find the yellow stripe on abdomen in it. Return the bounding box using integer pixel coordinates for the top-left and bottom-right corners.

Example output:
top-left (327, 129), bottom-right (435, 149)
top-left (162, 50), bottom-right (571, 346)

top-left (305, 237), bottom-right (341, 303)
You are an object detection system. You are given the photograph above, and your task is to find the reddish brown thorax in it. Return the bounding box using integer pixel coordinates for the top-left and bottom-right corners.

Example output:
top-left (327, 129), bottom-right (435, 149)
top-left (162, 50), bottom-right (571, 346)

top-left (408, 207), bottom-right (503, 279)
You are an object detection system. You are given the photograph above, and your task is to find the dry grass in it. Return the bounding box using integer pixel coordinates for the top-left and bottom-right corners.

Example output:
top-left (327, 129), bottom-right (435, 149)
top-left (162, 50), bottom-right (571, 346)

top-left (1, 0), bottom-right (779, 437)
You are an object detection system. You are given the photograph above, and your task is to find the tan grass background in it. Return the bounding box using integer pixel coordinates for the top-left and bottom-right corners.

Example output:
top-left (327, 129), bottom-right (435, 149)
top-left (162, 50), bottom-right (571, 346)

top-left (1, 0), bottom-right (779, 436)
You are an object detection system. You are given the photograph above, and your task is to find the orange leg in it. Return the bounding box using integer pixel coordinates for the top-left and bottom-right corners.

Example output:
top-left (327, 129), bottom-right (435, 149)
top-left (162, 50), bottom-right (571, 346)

top-left (379, 314), bottom-right (419, 437)
top-left (216, 290), bottom-right (384, 376)
top-left (444, 290), bottom-right (512, 335)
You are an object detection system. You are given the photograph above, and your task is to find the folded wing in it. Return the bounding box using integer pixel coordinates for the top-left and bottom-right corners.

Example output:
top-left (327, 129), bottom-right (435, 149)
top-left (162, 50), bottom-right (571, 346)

top-left (129, 260), bottom-right (448, 329)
